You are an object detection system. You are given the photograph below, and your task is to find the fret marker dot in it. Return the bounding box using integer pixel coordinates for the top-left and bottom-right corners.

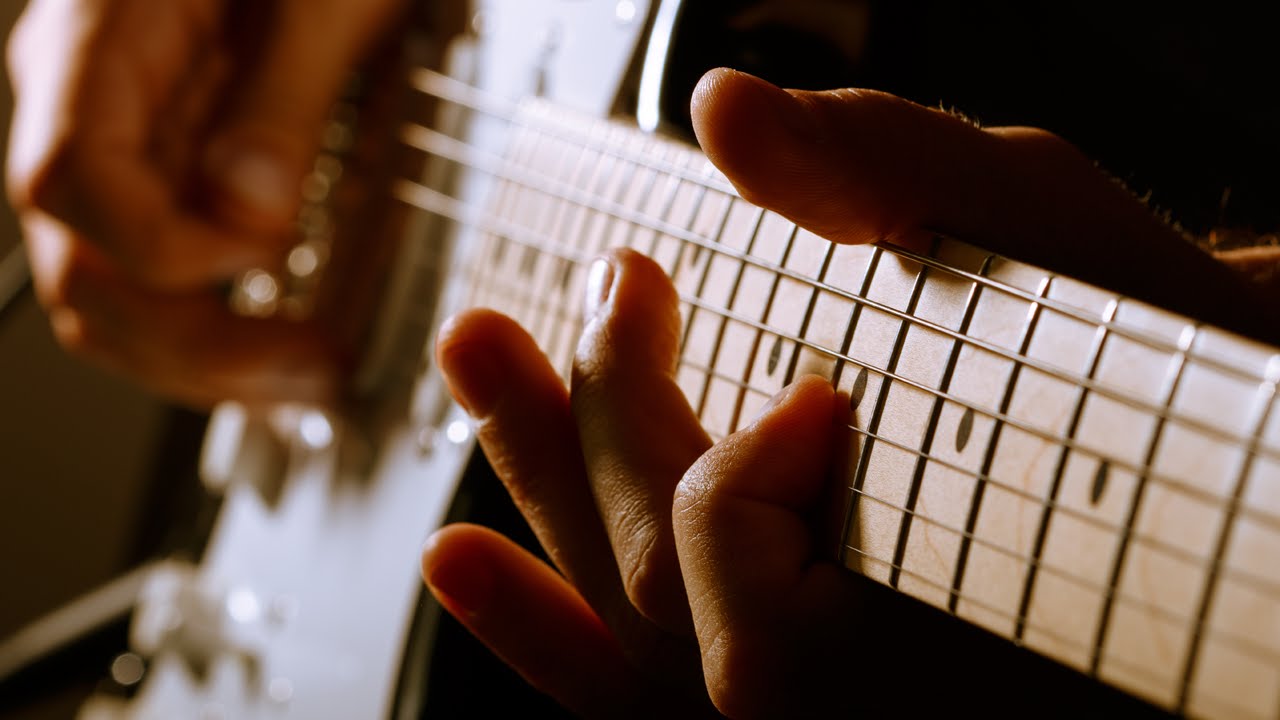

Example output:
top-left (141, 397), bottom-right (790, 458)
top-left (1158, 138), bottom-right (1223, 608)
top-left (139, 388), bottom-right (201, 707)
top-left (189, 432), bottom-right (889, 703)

top-left (767, 335), bottom-right (783, 376)
top-left (1091, 460), bottom-right (1109, 505)
top-left (851, 368), bottom-right (869, 408)
top-left (956, 407), bottom-right (974, 452)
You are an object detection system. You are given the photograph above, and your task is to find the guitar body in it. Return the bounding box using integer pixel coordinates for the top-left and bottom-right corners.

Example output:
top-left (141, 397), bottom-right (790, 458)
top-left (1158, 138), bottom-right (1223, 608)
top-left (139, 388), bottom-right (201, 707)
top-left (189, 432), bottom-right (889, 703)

top-left (63, 1), bottom-right (1279, 718)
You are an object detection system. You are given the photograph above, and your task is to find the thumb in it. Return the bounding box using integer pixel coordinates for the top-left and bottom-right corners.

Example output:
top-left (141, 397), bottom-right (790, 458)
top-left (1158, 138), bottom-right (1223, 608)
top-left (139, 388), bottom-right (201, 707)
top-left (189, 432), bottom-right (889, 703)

top-left (204, 0), bottom-right (404, 231)
top-left (691, 68), bottom-right (1276, 343)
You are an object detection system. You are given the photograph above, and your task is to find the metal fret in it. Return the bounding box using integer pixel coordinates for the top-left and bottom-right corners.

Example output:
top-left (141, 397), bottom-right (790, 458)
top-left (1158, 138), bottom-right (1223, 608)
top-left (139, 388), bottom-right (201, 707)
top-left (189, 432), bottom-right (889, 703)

top-left (402, 121), bottom-right (1280, 461)
top-left (1176, 359), bottom-right (1280, 711)
top-left (889, 254), bottom-right (995, 589)
top-left (526, 127), bottom-right (597, 351)
top-left (830, 248), bottom-right (883, 396)
top-left (840, 240), bottom-right (936, 569)
top-left (1014, 299), bottom-right (1120, 639)
top-left (949, 276), bottom-right (1055, 614)
top-left (726, 225), bottom-right (800, 433)
top-left (782, 241), bottom-right (838, 387)
top-left (413, 67), bottom-right (1271, 392)
top-left (401, 177), bottom-right (1280, 541)
top-left (1090, 324), bottom-right (1198, 674)
top-left (693, 204), bottom-right (766, 422)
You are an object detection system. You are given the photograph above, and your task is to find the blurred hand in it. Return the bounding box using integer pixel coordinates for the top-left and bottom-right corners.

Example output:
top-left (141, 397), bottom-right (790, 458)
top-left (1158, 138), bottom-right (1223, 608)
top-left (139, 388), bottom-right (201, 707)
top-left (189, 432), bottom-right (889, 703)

top-left (6, 0), bottom-right (404, 407)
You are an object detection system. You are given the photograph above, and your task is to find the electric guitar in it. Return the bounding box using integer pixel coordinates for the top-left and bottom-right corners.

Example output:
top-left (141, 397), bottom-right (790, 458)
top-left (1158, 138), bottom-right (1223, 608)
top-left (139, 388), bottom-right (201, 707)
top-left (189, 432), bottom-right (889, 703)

top-left (48, 1), bottom-right (1280, 717)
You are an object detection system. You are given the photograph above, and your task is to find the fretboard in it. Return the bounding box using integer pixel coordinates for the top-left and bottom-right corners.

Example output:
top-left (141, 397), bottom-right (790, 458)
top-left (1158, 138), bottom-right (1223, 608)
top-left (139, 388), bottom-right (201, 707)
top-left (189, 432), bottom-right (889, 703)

top-left (396, 69), bottom-right (1280, 719)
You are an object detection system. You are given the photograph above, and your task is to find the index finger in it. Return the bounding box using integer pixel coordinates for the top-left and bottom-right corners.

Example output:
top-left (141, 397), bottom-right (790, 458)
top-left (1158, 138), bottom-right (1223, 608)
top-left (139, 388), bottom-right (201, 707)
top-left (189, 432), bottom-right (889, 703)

top-left (691, 69), bottom-right (1277, 342)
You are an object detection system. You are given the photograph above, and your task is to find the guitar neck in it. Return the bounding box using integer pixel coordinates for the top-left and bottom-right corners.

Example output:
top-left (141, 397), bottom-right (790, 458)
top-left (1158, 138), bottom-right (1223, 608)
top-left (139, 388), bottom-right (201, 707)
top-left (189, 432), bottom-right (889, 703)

top-left (396, 70), bottom-right (1280, 719)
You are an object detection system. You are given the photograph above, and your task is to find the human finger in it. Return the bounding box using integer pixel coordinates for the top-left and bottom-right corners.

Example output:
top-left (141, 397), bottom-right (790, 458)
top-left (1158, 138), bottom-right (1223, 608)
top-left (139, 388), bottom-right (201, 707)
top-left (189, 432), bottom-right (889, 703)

top-left (421, 523), bottom-right (639, 719)
top-left (6, 0), bottom-right (279, 290)
top-left (202, 0), bottom-right (406, 231)
top-left (22, 214), bottom-right (338, 408)
top-left (673, 375), bottom-right (861, 718)
top-left (690, 68), bottom-right (1275, 341)
top-left (434, 308), bottom-right (624, 613)
top-left (571, 249), bottom-right (712, 634)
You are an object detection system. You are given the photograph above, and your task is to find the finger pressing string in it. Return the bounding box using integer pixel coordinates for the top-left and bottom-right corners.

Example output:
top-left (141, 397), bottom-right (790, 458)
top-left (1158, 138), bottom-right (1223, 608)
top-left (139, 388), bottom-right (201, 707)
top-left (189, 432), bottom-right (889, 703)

top-left (572, 248), bottom-right (711, 635)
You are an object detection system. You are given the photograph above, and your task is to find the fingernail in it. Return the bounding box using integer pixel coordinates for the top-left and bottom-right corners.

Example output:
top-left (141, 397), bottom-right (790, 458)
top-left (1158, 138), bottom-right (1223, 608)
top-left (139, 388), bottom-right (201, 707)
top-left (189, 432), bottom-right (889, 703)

top-left (423, 534), bottom-right (493, 616)
top-left (753, 382), bottom-right (799, 423)
top-left (212, 146), bottom-right (298, 220)
top-left (585, 256), bottom-right (615, 319)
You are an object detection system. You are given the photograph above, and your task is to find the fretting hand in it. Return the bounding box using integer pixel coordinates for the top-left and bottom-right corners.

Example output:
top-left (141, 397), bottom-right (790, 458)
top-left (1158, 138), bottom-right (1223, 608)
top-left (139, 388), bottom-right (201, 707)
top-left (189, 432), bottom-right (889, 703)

top-left (421, 69), bottom-right (1279, 717)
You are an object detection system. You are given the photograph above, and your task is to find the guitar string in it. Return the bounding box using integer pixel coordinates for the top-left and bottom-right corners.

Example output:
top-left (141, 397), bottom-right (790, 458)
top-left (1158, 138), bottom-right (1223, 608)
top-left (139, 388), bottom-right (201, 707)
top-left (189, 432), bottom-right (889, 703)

top-left (393, 175), bottom-right (1280, 540)
top-left (448, 166), bottom-right (1280, 663)
top-left (400, 120), bottom-right (1280, 467)
top-left (841, 485), bottom-right (1280, 668)
top-left (408, 66), bottom-right (1277, 392)
top-left (412, 68), bottom-right (1280, 716)
top-left (670, 355), bottom-right (1261, 581)
top-left (393, 179), bottom-right (1280, 607)
top-left (394, 158), bottom-right (1280, 547)
top-left (441, 165), bottom-right (1280, 687)
top-left (841, 545), bottom-right (1267, 719)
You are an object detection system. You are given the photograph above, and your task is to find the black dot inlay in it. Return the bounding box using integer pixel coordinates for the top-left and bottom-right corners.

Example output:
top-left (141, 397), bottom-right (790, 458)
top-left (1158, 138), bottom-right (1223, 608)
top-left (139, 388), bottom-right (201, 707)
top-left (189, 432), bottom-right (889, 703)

top-left (850, 367), bottom-right (869, 408)
top-left (1091, 460), bottom-right (1110, 505)
top-left (956, 407), bottom-right (974, 452)
top-left (767, 335), bottom-right (782, 376)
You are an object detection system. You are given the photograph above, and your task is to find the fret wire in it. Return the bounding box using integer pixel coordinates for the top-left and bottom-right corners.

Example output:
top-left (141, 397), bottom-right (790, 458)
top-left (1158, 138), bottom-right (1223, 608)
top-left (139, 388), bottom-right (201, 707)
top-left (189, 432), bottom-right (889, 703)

top-left (844, 242), bottom-right (936, 578)
top-left (842, 544), bottom-right (1280, 697)
top-left (396, 177), bottom-right (1280, 536)
top-left (670, 159), bottom-right (721, 280)
top-left (847, 484), bottom-right (1280, 668)
top-left (400, 122), bottom-right (1280, 461)
top-left (949, 276), bottom-right (1053, 614)
top-left (1090, 323), bottom-right (1199, 674)
top-left (1177, 366), bottom-right (1280, 712)
top-left (676, 179), bottom-right (737, 411)
top-left (615, 137), bottom-right (671, 254)
top-left (727, 224), bottom-right (801, 434)
top-left (781, 240), bottom-right (838, 388)
top-left (847, 543), bottom-right (1270, 720)
top-left (435, 181), bottom-right (1280, 605)
top-left (833, 247), bottom-right (884, 568)
top-left (829, 247), bottom-right (882, 399)
top-left (695, 204), bottom-right (766, 422)
top-left (507, 126), bottom-right (552, 331)
top-left (410, 66), bottom-right (1273, 390)
top-left (642, 151), bottom-right (689, 259)
top-left (889, 242), bottom-right (1267, 387)
top-left (1015, 299), bottom-right (1119, 641)
top-left (890, 253), bottom-right (995, 590)
top-left (675, 352), bottom-right (1280, 599)
top-left (409, 67), bottom-right (738, 195)
top-left (536, 127), bottom-right (619, 365)
top-left (469, 124), bottom-right (531, 311)
top-left (524, 127), bottom-right (592, 348)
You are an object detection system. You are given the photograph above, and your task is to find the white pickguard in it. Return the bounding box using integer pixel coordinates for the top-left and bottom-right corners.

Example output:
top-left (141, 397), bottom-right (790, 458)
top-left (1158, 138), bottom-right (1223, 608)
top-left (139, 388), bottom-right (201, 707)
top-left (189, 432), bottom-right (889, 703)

top-left (77, 2), bottom-right (654, 718)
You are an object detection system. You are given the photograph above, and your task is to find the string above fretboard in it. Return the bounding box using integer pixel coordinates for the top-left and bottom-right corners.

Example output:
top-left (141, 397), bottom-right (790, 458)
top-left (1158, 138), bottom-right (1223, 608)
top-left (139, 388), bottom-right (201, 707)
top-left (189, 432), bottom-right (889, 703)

top-left (396, 67), bottom-right (1280, 720)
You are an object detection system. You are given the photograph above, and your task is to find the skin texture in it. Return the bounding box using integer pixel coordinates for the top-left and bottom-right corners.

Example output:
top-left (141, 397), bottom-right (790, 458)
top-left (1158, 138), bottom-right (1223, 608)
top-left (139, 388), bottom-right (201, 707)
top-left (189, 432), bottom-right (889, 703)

top-left (423, 69), bottom-right (1280, 716)
top-left (8, 9), bottom-right (1280, 713)
top-left (6, 0), bottom-right (405, 406)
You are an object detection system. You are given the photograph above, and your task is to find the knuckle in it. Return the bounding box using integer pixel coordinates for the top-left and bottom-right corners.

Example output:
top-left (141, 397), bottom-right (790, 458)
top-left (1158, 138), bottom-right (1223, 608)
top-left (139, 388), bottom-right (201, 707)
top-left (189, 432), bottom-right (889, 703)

top-left (47, 305), bottom-right (102, 359)
top-left (999, 125), bottom-right (1083, 166)
top-left (9, 135), bottom-right (85, 217)
top-left (619, 522), bottom-right (667, 613)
